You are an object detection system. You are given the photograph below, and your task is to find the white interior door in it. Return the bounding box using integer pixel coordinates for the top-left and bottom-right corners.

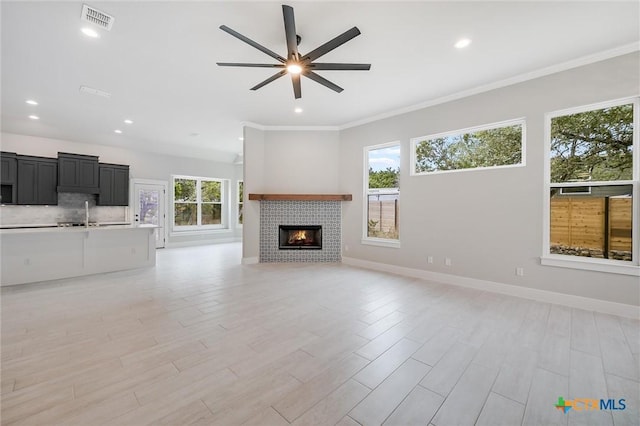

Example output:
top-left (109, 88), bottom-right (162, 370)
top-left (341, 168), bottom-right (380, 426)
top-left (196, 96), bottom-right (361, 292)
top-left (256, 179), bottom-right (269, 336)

top-left (133, 182), bottom-right (167, 248)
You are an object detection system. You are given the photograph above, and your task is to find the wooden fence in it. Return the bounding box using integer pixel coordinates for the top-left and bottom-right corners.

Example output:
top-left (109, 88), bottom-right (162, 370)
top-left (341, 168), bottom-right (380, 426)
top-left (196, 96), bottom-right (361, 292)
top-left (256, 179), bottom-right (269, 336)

top-left (368, 199), bottom-right (398, 237)
top-left (550, 197), bottom-right (632, 255)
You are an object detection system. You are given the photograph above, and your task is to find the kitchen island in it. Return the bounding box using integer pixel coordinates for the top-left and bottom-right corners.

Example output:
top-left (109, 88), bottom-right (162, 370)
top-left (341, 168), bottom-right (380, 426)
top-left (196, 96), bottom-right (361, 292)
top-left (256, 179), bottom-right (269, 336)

top-left (0, 225), bottom-right (157, 286)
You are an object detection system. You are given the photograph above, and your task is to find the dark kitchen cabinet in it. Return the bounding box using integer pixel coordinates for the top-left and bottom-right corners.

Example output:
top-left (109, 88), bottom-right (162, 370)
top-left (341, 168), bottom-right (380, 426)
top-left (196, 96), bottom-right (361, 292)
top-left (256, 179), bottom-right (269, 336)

top-left (17, 155), bottom-right (58, 205)
top-left (57, 152), bottom-right (99, 194)
top-left (0, 151), bottom-right (17, 204)
top-left (98, 163), bottom-right (129, 206)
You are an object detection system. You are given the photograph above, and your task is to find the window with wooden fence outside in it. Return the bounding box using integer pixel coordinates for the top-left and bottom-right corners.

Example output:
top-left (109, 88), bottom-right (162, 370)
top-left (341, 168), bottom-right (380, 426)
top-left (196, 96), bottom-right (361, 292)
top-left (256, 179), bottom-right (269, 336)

top-left (550, 187), bottom-right (632, 261)
top-left (546, 98), bottom-right (637, 268)
top-left (365, 143), bottom-right (400, 243)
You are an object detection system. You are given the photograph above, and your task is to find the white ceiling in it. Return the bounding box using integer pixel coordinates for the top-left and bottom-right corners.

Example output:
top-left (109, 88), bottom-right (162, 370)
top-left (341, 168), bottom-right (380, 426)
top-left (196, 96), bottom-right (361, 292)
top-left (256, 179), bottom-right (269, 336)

top-left (2, 1), bottom-right (638, 163)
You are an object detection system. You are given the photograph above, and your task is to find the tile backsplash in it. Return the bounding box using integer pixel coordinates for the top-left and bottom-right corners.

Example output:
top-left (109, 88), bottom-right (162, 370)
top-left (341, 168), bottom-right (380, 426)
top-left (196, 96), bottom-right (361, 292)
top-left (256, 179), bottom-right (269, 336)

top-left (0, 193), bottom-right (128, 225)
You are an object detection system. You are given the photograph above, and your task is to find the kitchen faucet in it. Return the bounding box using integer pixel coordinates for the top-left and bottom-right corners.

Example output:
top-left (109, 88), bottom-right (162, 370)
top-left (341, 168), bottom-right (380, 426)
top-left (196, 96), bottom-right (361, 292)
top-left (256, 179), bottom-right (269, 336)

top-left (85, 200), bottom-right (89, 227)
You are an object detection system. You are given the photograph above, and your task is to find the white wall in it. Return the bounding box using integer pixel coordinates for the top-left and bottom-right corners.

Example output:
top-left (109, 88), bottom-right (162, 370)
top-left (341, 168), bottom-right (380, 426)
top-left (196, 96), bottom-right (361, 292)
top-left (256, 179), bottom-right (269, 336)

top-left (242, 126), bottom-right (265, 261)
top-left (262, 130), bottom-right (341, 192)
top-left (1, 133), bottom-right (243, 246)
top-left (339, 52), bottom-right (640, 307)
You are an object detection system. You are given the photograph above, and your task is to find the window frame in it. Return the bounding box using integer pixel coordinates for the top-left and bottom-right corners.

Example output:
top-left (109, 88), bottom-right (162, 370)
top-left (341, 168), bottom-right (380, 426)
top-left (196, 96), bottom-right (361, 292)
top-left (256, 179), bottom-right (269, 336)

top-left (541, 97), bottom-right (639, 276)
top-left (410, 118), bottom-right (526, 176)
top-left (237, 180), bottom-right (243, 227)
top-left (172, 175), bottom-right (227, 232)
top-left (362, 141), bottom-right (401, 248)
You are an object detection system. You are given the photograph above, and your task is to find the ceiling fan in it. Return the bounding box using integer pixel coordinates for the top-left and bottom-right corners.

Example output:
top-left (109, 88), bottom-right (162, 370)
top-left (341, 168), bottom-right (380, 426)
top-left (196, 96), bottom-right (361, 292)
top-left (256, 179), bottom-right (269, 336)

top-left (217, 4), bottom-right (370, 99)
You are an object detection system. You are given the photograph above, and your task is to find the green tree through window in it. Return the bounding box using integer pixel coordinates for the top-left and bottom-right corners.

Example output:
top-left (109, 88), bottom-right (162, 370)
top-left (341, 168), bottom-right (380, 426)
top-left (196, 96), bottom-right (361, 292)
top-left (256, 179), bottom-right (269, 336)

top-left (550, 104), bottom-right (633, 182)
top-left (173, 177), bottom-right (225, 228)
top-left (414, 122), bottom-right (523, 173)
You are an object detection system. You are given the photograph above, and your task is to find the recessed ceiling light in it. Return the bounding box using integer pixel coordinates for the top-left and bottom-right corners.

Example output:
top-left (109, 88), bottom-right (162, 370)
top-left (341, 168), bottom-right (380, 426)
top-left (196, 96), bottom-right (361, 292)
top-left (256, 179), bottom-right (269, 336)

top-left (81, 27), bottom-right (100, 38)
top-left (454, 38), bottom-right (471, 49)
top-left (28, 115), bottom-right (39, 120)
top-left (238, 137), bottom-right (244, 141)
top-left (124, 119), bottom-right (133, 124)
top-left (294, 107), bottom-right (303, 114)
top-left (25, 99), bottom-right (38, 105)
top-left (114, 129), bottom-right (122, 134)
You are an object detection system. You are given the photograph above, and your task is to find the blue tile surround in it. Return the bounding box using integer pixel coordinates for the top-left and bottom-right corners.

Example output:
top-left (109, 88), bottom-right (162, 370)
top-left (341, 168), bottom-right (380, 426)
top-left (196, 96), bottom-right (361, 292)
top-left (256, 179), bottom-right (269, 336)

top-left (259, 200), bottom-right (341, 262)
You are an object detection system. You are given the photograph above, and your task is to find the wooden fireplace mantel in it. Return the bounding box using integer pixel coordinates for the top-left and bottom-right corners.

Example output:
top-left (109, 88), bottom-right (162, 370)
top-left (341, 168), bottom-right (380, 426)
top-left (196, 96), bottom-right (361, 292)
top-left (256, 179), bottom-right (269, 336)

top-left (248, 193), bottom-right (353, 201)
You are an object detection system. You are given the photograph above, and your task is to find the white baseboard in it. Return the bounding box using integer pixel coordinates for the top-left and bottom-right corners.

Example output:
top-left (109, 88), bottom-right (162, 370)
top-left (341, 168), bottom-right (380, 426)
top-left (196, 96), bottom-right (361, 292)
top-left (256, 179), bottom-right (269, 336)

top-left (166, 237), bottom-right (241, 248)
top-left (342, 257), bottom-right (639, 319)
top-left (242, 257), bottom-right (259, 265)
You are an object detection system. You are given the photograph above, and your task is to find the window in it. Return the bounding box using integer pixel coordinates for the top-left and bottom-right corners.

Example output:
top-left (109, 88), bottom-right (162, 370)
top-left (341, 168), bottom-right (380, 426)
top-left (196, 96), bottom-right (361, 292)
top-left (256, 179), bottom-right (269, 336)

top-left (411, 119), bottom-right (524, 175)
top-left (364, 143), bottom-right (400, 246)
top-left (173, 176), bottom-right (226, 230)
top-left (237, 180), bottom-right (243, 226)
top-left (543, 98), bottom-right (638, 275)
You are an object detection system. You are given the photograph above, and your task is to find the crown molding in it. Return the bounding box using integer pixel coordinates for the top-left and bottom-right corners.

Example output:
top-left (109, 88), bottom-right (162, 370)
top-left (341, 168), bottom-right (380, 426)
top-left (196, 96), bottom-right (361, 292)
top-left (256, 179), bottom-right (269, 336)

top-left (340, 42), bottom-right (640, 130)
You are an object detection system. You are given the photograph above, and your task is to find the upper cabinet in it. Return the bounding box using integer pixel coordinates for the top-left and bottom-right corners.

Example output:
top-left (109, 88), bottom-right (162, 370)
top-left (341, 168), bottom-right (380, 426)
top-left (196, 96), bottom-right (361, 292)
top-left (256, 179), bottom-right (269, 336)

top-left (17, 155), bottom-right (58, 205)
top-left (1, 150), bottom-right (130, 205)
top-left (57, 152), bottom-right (99, 194)
top-left (0, 152), bottom-right (18, 204)
top-left (98, 163), bottom-right (129, 206)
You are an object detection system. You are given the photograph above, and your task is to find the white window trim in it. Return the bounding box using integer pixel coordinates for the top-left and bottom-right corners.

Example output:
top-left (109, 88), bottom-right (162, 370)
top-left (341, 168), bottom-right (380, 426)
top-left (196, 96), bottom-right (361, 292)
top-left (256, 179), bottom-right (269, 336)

top-left (172, 175), bottom-right (228, 232)
top-left (363, 141), bottom-right (401, 247)
top-left (541, 96), bottom-right (639, 276)
top-left (410, 118), bottom-right (526, 176)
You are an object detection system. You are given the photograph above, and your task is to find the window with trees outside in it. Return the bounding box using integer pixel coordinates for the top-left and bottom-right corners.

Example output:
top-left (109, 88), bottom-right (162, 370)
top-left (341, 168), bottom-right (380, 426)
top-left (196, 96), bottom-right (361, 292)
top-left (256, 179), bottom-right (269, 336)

top-left (365, 143), bottom-right (400, 245)
top-left (173, 176), bottom-right (225, 230)
top-left (411, 119), bottom-right (524, 175)
top-left (237, 180), bottom-right (243, 226)
top-left (544, 98), bottom-right (638, 274)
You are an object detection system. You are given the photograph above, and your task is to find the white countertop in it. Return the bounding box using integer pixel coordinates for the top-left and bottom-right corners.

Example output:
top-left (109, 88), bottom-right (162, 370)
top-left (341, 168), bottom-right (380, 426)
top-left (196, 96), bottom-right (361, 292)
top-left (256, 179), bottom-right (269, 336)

top-left (0, 224), bottom-right (158, 234)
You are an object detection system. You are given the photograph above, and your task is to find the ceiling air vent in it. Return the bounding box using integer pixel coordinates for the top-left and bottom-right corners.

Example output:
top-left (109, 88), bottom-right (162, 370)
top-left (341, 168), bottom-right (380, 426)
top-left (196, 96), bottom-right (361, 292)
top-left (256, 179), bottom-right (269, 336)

top-left (79, 85), bottom-right (112, 99)
top-left (81, 4), bottom-right (114, 31)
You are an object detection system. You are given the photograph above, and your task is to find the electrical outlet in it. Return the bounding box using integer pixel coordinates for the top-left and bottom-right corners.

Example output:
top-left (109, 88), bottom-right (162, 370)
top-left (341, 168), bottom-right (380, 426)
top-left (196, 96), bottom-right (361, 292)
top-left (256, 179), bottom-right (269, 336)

top-left (445, 257), bottom-right (452, 266)
top-left (427, 256), bottom-right (433, 264)
top-left (24, 258), bottom-right (30, 265)
top-left (344, 245), bottom-right (349, 252)
top-left (516, 267), bottom-right (524, 276)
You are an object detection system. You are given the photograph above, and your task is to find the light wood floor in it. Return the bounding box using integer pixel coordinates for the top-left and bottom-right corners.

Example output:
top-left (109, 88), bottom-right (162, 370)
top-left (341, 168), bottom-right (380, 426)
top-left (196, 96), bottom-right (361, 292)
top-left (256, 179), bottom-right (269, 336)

top-left (1, 243), bottom-right (638, 425)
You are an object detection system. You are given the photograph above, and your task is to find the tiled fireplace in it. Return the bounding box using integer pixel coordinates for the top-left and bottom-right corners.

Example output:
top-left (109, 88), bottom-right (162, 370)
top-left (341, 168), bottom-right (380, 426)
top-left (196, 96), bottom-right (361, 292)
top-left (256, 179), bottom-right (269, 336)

top-left (259, 200), bottom-right (341, 262)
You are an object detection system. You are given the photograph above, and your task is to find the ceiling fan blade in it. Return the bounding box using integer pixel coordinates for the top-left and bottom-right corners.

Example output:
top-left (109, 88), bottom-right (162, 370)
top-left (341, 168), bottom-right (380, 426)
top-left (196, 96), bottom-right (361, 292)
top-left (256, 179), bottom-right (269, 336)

top-left (303, 71), bottom-right (343, 93)
top-left (309, 63), bottom-right (371, 71)
top-left (282, 5), bottom-right (299, 61)
top-left (291, 73), bottom-right (302, 99)
top-left (303, 27), bottom-right (361, 62)
top-left (217, 63), bottom-right (285, 68)
top-left (250, 70), bottom-right (287, 91)
top-left (219, 25), bottom-right (286, 63)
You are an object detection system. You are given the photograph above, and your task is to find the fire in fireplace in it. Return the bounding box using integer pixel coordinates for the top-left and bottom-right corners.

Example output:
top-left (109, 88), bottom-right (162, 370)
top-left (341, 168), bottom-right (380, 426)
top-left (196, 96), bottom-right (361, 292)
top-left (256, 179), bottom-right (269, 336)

top-left (279, 225), bottom-right (322, 249)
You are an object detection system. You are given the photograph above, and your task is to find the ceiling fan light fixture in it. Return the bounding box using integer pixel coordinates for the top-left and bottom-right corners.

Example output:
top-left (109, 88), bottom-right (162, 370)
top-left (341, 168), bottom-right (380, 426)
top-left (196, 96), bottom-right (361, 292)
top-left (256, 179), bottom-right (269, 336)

top-left (217, 4), bottom-right (370, 99)
top-left (286, 63), bottom-right (303, 74)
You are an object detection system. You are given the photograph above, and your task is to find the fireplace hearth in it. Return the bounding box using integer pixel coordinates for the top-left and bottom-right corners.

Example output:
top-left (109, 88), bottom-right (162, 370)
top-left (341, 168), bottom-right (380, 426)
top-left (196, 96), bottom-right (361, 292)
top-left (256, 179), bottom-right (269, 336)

top-left (279, 225), bottom-right (322, 249)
